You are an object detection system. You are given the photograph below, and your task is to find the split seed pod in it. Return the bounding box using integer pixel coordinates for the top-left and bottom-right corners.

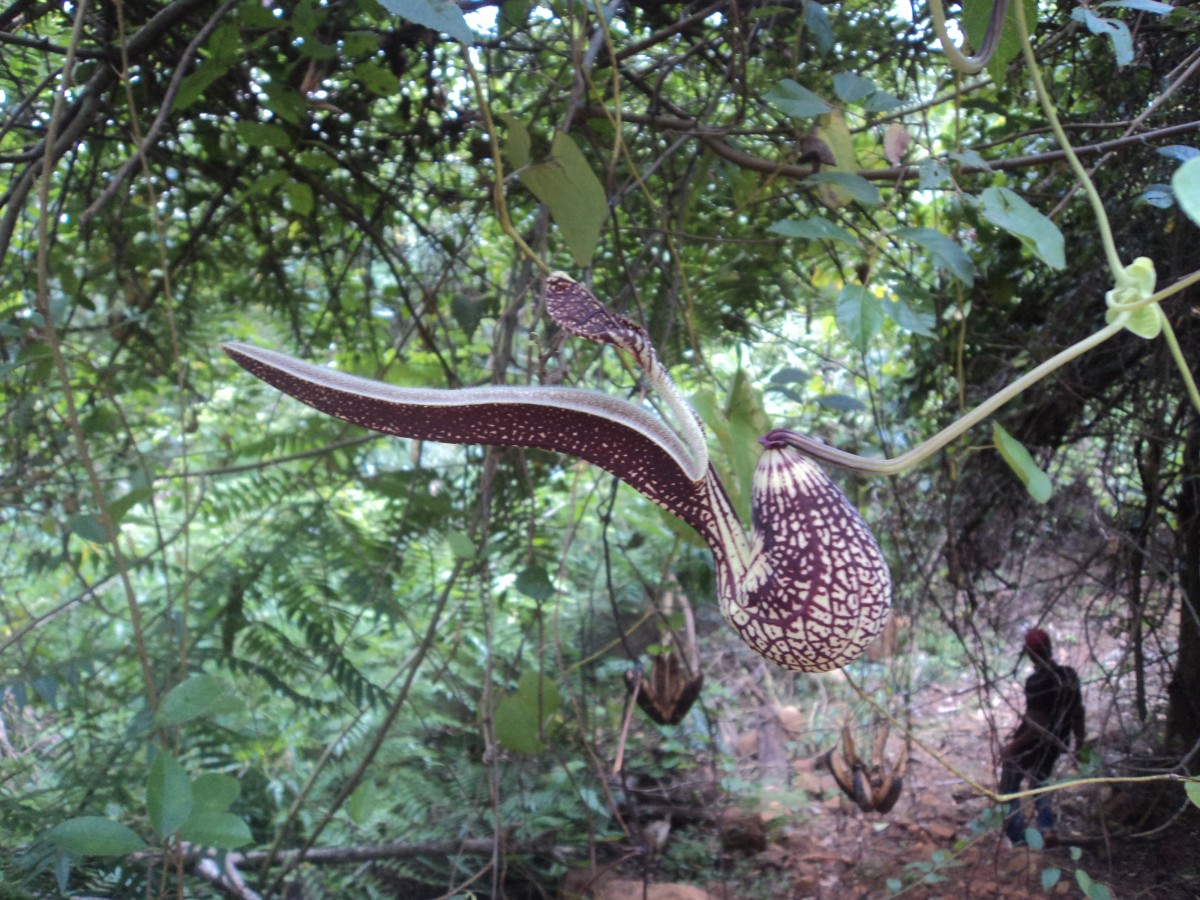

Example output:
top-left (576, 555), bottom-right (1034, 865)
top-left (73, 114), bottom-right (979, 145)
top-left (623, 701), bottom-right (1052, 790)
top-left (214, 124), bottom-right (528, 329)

top-left (222, 274), bottom-right (892, 672)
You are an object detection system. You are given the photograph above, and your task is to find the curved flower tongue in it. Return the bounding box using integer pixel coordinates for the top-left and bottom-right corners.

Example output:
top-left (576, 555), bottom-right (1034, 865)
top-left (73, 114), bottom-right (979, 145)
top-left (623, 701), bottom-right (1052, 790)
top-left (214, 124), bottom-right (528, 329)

top-left (220, 274), bottom-right (723, 542)
top-left (546, 273), bottom-right (708, 481)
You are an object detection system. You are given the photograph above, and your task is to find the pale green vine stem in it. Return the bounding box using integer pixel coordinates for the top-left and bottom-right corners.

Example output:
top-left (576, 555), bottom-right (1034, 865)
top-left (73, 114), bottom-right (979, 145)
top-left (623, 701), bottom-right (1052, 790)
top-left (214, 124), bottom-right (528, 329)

top-left (461, 46), bottom-right (549, 275)
top-left (1012, 0), bottom-right (1124, 281)
top-left (789, 316), bottom-right (1128, 474)
top-left (927, 0), bottom-right (988, 74)
top-left (1159, 313), bottom-right (1200, 412)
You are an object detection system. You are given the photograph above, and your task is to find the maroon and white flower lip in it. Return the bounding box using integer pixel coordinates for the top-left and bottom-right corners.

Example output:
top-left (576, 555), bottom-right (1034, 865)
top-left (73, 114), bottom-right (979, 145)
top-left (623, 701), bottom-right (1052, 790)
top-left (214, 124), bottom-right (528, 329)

top-left (223, 274), bottom-right (892, 673)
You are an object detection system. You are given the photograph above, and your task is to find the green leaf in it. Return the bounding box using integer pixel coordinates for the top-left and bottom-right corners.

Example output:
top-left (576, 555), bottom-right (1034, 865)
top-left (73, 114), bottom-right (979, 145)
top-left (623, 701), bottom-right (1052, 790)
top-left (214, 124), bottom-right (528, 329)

top-left (950, 148), bottom-right (992, 171)
top-left (515, 564), bottom-right (554, 601)
top-left (516, 670), bottom-right (560, 718)
top-left (1024, 826), bottom-right (1044, 850)
top-left (1070, 8), bottom-right (1133, 67)
top-left (1075, 868), bottom-right (1114, 900)
top-left (805, 172), bottom-right (881, 206)
top-left (818, 110), bottom-right (858, 171)
top-left (885, 297), bottom-right (937, 336)
top-left (1099, 0), bottom-right (1173, 10)
top-left (154, 674), bottom-right (228, 728)
top-left (1041, 867), bottom-right (1062, 890)
top-left (147, 752), bottom-right (193, 840)
top-left (261, 80), bottom-right (306, 124)
top-left (805, 1), bottom-right (834, 51)
top-left (191, 774), bottom-right (240, 812)
top-left (833, 72), bottom-right (877, 103)
top-left (173, 60), bottom-right (232, 111)
top-left (817, 393), bottom-right (866, 412)
top-left (978, 186), bottom-right (1065, 270)
top-left (1104, 0), bottom-right (1171, 9)
top-left (234, 120), bottom-right (292, 150)
top-left (500, 0), bottom-right (531, 31)
top-left (494, 671), bottom-right (559, 754)
top-left (68, 513), bottom-right (110, 543)
top-left (768, 217), bottom-right (857, 244)
top-left (1138, 184), bottom-right (1174, 208)
top-left (286, 181), bottom-right (314, 216)
top-left (862, 89), bottom-right (903, 113)
top-left (1186, 779), bottom-right (1200, 809)
top-left (351, 60), bottom-right (399, 96)
top-left (519, 131), bottom-right (609, 266)
top-left (207, 21), bottom-right (241, 59)
top-left (835, 285), bottom-right (884, 352)
top-left (451, 294), bottom-right (484, 339)
top-left (108, 485), bottom-right (152, 526)
top-left (179, 810), bottom-right (253, 849)
top-left (895, 226), bottom-right (975, 286)
top-left (993, 422), bottom-right (1052, 503)
top-left (1156, 145), bottom-right (1198, 163)
top-left (764, 79), bottom-right (831, 118)
top-left (917, 158), bottom-right (951, 190)
top-left (347, 781), bottom-right (376, 825)
top-left (446, 529), bottom-right (476, 559)
top-left (373, 0), bottom-right (474, 44)
top-left (723, 369), bottom-right (771, 522)
top-left (47, 817), bottom-right (146, 856)
top-left (500, 113), bottom-right (530, 168)
top-left (495, 693), bottom-right (542, 754)
top-left (1173, 156), bottom-right (1200, 228)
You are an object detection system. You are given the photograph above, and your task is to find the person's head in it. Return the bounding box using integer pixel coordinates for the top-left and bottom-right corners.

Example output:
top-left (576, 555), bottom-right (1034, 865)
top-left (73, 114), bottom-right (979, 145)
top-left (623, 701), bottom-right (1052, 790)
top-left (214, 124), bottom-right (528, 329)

top-left (1024, 628), bottom-right (1053, 664)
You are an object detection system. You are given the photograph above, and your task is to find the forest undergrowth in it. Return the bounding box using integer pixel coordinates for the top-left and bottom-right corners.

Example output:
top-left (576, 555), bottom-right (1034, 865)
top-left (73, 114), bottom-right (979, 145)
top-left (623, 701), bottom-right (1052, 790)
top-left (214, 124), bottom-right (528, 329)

top-left (576, 559), bottom-right (1199, 900)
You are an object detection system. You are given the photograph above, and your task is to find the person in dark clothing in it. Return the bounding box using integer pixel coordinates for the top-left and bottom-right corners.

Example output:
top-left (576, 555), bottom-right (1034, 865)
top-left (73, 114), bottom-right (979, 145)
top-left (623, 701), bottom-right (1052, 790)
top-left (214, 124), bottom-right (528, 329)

top-left (999, 628), bottom-right (1086, 846)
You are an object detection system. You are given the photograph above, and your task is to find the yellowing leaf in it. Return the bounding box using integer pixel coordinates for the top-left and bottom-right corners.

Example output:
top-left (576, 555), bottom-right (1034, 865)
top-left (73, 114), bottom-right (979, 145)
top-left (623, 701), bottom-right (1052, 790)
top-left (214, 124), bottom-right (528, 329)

top-left (883, 123), bottom-right (910, 164)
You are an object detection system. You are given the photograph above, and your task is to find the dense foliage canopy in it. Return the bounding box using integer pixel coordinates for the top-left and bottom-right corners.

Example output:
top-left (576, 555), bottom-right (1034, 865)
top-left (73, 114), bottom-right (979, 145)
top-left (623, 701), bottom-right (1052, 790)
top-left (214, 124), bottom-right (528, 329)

top-left (2, 0), bottom-right (1199, 895)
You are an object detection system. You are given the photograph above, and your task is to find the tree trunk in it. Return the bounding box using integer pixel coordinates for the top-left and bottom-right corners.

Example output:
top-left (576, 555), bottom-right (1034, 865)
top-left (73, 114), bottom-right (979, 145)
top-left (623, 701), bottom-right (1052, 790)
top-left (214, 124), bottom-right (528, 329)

top-left (1167, 417), bottom-right (1200, 757)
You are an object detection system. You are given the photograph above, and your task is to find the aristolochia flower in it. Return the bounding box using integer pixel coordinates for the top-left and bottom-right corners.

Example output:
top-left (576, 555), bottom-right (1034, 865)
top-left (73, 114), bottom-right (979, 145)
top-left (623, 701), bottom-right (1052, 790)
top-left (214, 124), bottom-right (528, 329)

top-left (223, 274), bottom-right (892, 672)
